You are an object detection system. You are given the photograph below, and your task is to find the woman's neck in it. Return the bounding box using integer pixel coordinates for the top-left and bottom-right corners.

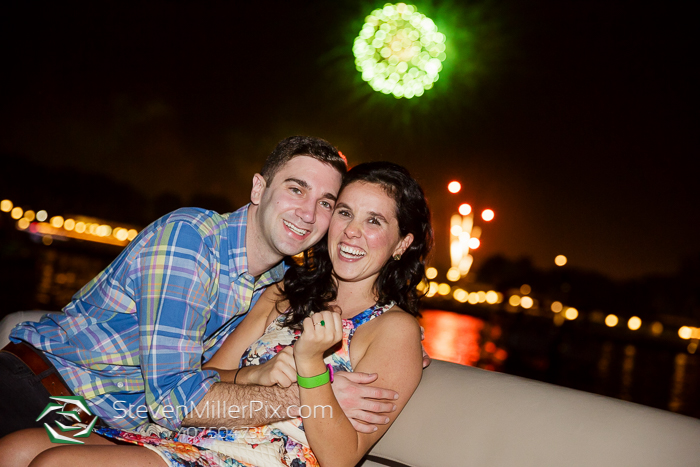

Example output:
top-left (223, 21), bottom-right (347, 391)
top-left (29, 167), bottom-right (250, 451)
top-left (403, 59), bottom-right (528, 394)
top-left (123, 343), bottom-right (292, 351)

top-left (333, 280), bottom-right (377, 320)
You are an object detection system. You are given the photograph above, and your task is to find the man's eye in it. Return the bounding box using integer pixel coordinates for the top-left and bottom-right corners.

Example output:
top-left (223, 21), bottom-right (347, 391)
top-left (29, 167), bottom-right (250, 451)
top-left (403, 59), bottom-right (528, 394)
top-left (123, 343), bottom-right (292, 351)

top-left (320, 201), bottom-right (333, 209)
top-left (290, 187), bottom-right (302, 194)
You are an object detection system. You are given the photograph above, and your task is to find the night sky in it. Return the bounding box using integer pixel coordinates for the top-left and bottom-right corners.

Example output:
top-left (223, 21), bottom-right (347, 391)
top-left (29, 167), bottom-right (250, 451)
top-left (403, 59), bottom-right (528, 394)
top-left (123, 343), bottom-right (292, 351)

top-left (1, 0), bottom-right (697, 280)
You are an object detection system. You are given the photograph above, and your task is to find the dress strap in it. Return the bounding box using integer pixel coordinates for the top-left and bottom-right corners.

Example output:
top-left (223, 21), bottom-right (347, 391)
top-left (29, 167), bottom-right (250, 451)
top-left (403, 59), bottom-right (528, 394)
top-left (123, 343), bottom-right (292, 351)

top-left (347, 301), bottom-right (395, 343)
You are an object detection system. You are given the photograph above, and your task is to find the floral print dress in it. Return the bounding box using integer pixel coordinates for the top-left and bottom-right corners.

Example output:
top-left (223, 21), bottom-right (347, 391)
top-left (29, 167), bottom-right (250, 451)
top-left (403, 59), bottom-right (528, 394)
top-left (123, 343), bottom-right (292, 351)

top-left (94, 302), bottom-right (395, 467)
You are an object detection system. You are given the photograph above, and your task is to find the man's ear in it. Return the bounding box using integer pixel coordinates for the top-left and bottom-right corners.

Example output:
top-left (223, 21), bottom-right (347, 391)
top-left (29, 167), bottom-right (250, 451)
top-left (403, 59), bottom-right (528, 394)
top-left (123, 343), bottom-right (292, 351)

top-left (394, 233), bottom-right (414, 257)
top-left (250, 173), bottom-right (266, 205)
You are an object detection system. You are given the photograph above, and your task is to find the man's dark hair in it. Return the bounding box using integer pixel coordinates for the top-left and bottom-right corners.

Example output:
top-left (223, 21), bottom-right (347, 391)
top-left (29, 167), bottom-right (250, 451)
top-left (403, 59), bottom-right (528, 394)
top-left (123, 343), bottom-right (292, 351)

top-left (260, 136), bottom-right (348, 184)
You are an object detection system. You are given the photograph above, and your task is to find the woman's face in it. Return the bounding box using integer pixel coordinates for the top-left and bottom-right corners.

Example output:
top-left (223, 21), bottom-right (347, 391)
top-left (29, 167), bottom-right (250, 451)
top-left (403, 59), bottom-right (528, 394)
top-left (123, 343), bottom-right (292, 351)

top-left (328, 181), bottom-right (413, 286)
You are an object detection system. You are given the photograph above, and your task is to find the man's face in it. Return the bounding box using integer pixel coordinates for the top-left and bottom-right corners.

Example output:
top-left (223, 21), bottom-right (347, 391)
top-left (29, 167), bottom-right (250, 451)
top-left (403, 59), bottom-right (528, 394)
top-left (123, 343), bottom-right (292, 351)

top-left (252, 156), bottom-right (343, 258)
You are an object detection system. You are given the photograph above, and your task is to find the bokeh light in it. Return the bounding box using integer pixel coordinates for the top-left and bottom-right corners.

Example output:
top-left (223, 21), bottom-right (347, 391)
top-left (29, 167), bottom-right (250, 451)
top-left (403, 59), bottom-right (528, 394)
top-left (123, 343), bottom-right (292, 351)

top-left (555, 255), bottom-right (568, 266)
top-left (520, 284), bottom-right (531, 295)
top-left (17, 218), bottom-right (30, 230)
top-left (651, 321), bottom-right (663, 336)
top-left (458, 203), bottom-right (471, 216)
top-left (520, 296), bottom-right (534, 309)
top-left (605, 314), bottom-right (619, 327)
top-left (508, 295), bottom-right (520, 307)
top-left (485, 290), bottom-right (498, 304)
top-left (678, 326), bottom-right (692, 339)
top-left (467, 237), bottom-right (480, 249)
top-left (551, 301), bottom-right (563, 313)
top-left (11, 207), bottom-right (23, 219)
top-left (0, 199), bottom-right (12, 212)
top-left (447, 181), bottom-right (461, 193)
top-left (36, 210), bottom-right (48, 222)
top-left (64, 219), bottom-right (76, 231)
top-left (353, 3), bottom-right (447, 99)
top-left (127, 229), bottom-right (139, 241)
top-left (50, 216), bottom-right (64, 228)
top-left (426, 266), bottom-right (438, 279)
top-left (437, 283), bottom-right (451, 295)
top-left (628, 316), bottom-right (642, 331)
top-left (450, 225), bottom-right (462, 236)
top-left (453, 288), bottom-right (468, 302)
top-left (446, 267), bottom-right (460, 282)
top-left (23, 210), bottom-right (36, 222)
top-left (564, 307), bottom-right (579, 320)
top-left (481, 209), bottom-right (494, 221)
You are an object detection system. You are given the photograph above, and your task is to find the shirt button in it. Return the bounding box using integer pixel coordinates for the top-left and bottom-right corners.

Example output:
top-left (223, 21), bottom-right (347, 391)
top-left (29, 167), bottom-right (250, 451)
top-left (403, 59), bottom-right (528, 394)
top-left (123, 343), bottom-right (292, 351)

top-left (117, 382), bottom-right (124, 388)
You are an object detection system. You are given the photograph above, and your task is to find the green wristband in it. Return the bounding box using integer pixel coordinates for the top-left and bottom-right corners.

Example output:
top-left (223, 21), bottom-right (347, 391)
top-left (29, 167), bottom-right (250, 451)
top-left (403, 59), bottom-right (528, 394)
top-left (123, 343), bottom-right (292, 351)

top-left (297, 366), bottom-right (331, 389)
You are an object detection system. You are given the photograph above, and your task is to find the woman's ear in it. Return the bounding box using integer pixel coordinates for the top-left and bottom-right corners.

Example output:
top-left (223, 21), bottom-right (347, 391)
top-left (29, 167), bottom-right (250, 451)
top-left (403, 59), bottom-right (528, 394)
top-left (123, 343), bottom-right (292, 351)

top-left (394, 233), bottom-right (414, 257)
top-left (250, 173), bottom-right (266, 205)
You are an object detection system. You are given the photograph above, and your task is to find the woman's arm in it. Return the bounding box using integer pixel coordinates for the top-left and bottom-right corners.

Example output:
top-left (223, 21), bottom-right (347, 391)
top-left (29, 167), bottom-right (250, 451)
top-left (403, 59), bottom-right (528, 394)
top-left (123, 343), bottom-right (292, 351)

top-left (294, 309), bottom-right (423, 467)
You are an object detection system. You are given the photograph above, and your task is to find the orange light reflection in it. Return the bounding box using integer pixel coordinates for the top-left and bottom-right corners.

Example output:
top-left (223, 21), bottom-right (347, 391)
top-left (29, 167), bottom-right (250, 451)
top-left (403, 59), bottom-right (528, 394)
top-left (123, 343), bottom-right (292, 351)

top-left (419, 309), bottom-right (484, 366)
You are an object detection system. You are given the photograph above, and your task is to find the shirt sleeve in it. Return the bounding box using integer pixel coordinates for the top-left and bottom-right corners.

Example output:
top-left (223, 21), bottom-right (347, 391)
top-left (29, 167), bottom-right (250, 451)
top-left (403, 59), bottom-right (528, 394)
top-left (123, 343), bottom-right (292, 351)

top-left (130, 219), bottom-right (221, 430)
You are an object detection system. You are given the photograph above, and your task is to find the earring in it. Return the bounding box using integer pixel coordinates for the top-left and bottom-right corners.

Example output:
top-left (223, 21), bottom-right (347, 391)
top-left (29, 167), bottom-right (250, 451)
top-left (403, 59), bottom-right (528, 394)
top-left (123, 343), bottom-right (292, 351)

top-left (393, 254), bottom-right (401, 261)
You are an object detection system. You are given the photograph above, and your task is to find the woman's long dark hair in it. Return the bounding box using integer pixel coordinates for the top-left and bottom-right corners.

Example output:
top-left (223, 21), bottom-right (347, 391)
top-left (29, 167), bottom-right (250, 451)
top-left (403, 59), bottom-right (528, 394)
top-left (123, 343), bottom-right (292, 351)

top-left (279, 161), bottom-right (433, 328)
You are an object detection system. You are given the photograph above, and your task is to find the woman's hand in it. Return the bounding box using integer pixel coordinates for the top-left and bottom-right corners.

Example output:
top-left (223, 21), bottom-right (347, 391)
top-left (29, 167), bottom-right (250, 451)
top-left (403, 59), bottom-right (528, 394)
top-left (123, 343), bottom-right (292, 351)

top-left (294, 310), bottom-right (343, 368)
top-left (238, 346), bottom-right (297, 387)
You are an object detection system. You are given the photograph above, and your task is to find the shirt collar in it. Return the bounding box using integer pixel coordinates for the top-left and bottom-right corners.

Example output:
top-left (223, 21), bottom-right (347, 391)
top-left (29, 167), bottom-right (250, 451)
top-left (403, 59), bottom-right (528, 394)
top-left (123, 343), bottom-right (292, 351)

top-left (227, 204), bottom-right (286, 287)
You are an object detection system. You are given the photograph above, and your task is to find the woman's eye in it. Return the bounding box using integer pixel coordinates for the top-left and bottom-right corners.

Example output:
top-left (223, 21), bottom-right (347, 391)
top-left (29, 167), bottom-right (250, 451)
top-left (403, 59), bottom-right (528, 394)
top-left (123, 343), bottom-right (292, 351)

top-left (369, 217), bottom-right (381, 225)
top-left (337, 209), bottom-right (351, 217)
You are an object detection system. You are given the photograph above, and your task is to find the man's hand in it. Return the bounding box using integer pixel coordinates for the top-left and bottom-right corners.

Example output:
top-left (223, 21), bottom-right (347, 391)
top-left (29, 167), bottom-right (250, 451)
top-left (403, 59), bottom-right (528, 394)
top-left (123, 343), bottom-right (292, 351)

top-left (332, 371), bottom-right (398, 433)
top-left (420, 326), bottom-right (431, 368)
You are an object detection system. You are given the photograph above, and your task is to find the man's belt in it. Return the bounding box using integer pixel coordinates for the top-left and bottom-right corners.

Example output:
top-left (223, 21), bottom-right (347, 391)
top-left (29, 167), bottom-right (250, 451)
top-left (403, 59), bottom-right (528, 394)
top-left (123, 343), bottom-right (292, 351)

top-left (1, 341), bottom-right (93, 425)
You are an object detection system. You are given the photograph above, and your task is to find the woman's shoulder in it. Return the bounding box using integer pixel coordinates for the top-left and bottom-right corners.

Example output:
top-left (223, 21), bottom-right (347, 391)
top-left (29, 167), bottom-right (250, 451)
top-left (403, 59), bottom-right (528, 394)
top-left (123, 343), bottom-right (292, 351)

top-left (359, 305), bottom-right (421, 342)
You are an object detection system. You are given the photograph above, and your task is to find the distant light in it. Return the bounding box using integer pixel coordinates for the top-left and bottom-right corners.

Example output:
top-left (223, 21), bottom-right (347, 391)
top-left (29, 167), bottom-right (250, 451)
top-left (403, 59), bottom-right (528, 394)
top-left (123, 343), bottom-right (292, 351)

top-left (458, 255), bottom-right (473, 274)
top-left (50, 216), bottom-right (64, 228)
top-left (520, 284), bottom-right (531, 295)
top-left (467, 237), bottom-right (480, 249)
top-left (481, 209), bottom-right (494, 221)
top-left (426, 267), bottom-right (438, 280)
top-left (36, 210), bottom-right (48, 222)
top-left (446, 267), bottom-right (461, 282)
top-left (453, 288), bottom-right (468, 303)
top-left (64, 219), bottom-right (76, 231)
top-left (450, 225), bottom-right (462, 236)
top-left (448, 181), bottom-right (461, 193)
top-left (427, 281), bottom-right (438, 297)
top-left (628, 316), bottom-right (642, 331)
top-left (458, 203), bottom-right (471, 216)
top-left (564, 307), bottom-right (579, 320)
top-left (496, 292), bottom-right (504, 304)
top-left (467, 292), bottom-right (479, 304)
top-left (485, 290), bottom-right (498, 304)
top-left (605, 314), bottom-right (619, 327)
top-left (23, 210), bottom-right (36, 222)
top-left (17, 218), bottom-right (30, 230)
top-left (127, 229), bottom-right (138, 241)
top-left (416, 281), bottom-right (426, 292)
top-left (0, 199), bottom-right (12, 212)
top-left (477, 291), bottom-right (486, 303)
top-left (42, 235), bottom-right (53, 246)
top-left (11, 207), bottom-right (23, 220)
top-left (555, 255), bottom-right (567, 266)
top-left (551, 301), bottom-right (563, 313)
top-left (520, 296), bottom-right (534, 309)
top-left (354, 4), bottom-right (446, 99)
top-left (450, 240), bottom-right (463, 265)
top-left (651, 321), bottom-right (663, 336)
top-left (437, 283), bottom-right (451, 295)
top-left (115, 228), bottom-right (129, 241)
top-left (88, 224), bottom-right (97, 235)
top-left (508, 295), bottom-right (521, 307)
top-left (75, 221), bottom-right (86, 233)
top-left (678, 326), bottom-right (692, 339)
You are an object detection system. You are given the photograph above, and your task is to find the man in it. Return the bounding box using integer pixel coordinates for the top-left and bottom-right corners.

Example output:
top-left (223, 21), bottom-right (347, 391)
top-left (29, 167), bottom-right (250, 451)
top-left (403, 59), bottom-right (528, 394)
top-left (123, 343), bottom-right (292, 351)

top-left (0, 136), bottom-right (403, 438)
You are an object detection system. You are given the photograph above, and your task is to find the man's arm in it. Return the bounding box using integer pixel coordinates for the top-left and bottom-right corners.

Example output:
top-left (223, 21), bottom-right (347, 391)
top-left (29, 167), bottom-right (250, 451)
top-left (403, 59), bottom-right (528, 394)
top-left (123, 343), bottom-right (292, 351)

top-left (183, 381), bottom-right (300, 429)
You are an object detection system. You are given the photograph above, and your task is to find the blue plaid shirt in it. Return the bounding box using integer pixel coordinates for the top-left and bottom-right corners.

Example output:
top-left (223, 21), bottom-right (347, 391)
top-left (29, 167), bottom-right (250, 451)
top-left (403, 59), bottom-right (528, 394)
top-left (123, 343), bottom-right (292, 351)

top-left (11, 205), bottom-right (285, 430)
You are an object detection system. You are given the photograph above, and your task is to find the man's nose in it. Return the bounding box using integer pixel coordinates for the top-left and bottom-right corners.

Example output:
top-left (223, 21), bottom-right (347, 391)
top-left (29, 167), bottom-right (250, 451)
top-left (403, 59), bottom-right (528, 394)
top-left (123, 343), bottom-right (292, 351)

top-left (295, 199), bottom-right (316, 224)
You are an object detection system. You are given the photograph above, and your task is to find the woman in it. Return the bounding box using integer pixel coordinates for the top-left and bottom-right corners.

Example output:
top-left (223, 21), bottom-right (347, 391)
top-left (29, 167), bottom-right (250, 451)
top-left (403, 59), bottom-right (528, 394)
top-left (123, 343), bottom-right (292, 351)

top-left (14, 161), bottom-right (432, 467)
